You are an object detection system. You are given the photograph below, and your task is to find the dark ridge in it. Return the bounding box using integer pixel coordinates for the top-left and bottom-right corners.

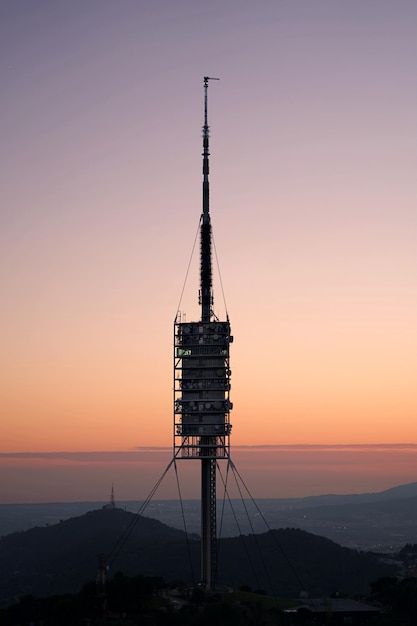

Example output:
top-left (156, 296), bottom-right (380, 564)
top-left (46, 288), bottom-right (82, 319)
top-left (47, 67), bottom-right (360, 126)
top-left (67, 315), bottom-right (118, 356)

top-left (0, 507), bottom-right (397, 606)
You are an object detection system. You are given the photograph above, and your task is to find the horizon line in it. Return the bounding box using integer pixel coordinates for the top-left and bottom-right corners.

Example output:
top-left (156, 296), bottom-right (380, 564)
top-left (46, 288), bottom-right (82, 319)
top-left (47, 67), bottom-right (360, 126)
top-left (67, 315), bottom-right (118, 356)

top-left (1, 442), bottom-right (417, 459)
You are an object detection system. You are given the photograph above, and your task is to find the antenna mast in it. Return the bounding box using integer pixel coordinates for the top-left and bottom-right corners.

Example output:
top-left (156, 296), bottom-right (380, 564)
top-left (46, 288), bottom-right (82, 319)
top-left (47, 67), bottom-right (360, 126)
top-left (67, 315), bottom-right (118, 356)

top-left (200, 76), bottom-right (219, 322)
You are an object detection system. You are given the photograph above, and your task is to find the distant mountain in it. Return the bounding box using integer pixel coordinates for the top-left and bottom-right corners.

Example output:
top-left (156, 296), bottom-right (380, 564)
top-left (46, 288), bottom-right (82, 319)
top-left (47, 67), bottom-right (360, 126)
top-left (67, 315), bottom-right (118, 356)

top-left (145, 483), bottom-right (417, 552)
top-left (254, 489), bottom-right (417, 552)
top-left (0, 507), bottom-right (397, 606)
top-left (262, 481), bottom-right (417, 508)
top-left (376, 482), bottom-right (417, 500)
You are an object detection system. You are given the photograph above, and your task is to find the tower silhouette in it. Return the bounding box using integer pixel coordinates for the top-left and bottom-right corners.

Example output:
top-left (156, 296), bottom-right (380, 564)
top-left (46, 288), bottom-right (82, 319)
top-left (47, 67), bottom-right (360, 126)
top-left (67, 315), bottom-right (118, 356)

top-left (173, 77), bottom-right (233, 590)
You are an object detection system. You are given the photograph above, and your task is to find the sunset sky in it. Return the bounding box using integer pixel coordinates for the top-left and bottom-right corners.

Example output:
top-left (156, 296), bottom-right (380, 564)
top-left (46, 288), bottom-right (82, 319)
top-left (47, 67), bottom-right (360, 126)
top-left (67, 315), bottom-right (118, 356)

top-left (1, 1), bottom-right (416, 503)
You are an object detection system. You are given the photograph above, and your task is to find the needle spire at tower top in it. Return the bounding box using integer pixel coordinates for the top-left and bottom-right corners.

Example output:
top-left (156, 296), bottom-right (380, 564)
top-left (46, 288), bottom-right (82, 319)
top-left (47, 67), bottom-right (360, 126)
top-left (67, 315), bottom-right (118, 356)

top-left (202, 77), bottom-right (219, 217)
top-left (203, 77), bottom-right (220, 128)
top-left (200, 76), bottom-right (219, 321)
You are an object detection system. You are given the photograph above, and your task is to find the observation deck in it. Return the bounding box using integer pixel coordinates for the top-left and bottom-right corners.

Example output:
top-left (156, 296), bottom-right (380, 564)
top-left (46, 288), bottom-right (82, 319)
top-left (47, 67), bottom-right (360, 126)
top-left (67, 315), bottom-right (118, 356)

top-left (174, 318), bottom-right (233, 459)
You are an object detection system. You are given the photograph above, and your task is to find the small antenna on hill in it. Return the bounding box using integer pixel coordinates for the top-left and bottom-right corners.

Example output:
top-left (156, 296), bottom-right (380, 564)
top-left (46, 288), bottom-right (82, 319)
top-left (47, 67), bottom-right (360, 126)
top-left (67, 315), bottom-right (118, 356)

top-left (103, 484), bottom-right (116, 510)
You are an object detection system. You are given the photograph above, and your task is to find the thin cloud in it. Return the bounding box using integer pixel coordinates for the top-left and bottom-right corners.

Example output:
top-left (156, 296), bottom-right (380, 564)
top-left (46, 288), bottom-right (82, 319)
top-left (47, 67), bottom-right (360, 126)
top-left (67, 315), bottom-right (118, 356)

top-left (0, 451), bottom-right (170, 463)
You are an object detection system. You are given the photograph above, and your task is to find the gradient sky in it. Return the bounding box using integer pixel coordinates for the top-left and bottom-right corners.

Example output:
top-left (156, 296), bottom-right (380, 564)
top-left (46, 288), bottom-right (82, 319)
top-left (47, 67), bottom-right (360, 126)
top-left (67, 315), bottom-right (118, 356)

top-left (1, 1), bottom-right (416, 502)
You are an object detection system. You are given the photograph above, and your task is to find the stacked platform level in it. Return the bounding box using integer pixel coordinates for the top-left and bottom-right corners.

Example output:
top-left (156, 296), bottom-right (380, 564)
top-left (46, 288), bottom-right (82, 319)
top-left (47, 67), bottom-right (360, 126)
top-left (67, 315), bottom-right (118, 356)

top-left (174, 319), bottom-right (232, 459)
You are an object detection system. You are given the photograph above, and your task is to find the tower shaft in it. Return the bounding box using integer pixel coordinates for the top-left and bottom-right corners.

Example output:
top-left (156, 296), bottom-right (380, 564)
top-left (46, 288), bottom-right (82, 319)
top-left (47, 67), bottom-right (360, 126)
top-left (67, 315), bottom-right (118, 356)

top-left (200, 76), bottom-right (216, 589)
top-left (173, 76), bottom-right (232, 591)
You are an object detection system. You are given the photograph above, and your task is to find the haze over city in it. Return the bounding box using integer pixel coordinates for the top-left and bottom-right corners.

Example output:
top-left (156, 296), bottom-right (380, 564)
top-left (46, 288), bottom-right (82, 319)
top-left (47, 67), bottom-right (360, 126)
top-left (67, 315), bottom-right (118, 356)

top-left (1, 1), bottom-right (416, 503)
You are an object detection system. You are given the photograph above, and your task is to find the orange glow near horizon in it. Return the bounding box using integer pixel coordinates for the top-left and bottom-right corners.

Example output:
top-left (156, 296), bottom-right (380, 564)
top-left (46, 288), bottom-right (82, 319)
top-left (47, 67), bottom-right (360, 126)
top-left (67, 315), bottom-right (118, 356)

top-left (1, 445), bottom-right (417, 504)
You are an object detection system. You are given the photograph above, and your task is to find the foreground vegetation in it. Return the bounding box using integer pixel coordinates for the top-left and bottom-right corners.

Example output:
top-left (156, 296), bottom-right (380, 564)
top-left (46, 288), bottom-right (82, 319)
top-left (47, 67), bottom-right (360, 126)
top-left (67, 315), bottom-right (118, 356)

top-left (1, 572), bottom-right (417, 626)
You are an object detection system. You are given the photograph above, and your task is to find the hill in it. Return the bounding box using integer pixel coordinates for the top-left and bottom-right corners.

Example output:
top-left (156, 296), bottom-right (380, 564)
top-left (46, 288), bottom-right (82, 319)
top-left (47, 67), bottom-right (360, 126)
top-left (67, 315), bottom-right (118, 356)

top-left (0, 507), bottom-right (397, 606)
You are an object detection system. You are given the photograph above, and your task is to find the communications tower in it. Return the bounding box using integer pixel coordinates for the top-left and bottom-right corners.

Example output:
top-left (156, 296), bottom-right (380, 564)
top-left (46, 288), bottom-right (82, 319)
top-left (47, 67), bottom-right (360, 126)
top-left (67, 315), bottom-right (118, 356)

top-left (174, 77), bottom-right (233, 591)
